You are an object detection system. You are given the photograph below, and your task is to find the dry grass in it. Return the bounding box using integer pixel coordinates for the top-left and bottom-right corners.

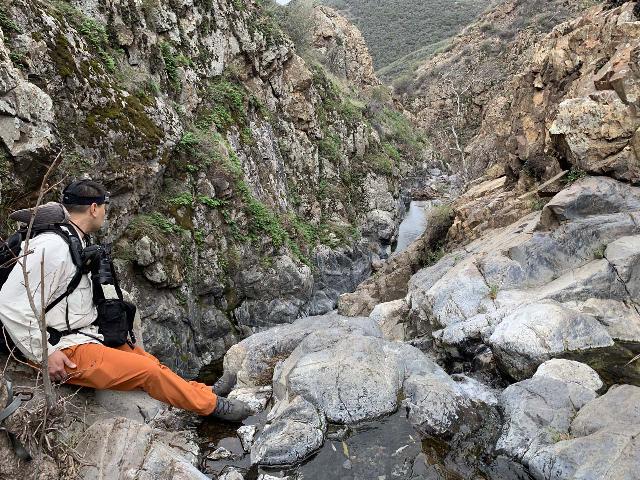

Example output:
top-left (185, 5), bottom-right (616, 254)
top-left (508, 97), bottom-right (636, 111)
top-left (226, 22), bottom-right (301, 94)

top-left (2, 354), bottom-right (89, 479)
top-left (9, 386), bottom-right (88, 479)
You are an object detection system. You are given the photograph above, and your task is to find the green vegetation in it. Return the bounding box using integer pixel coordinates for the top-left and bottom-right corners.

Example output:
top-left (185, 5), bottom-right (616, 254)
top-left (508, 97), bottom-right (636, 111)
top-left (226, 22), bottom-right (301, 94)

top-left (248, 1), bottom-right (287, 48)
top-left (84, 93), bottom-right (163, 150)
top-left (128, 212), bottom-right (185, 244)
top-left (420, 205), bottom-right (453, 267)
top-left (566, 167), bottom-right (587, 185)
top-left (9, 50), bottom-right (27, 68)
top-left (593, 244), bottom-right (607, 260)
top-left (168, 192), bottom-right (194, 207)
top-left (317, 0), bottom-right (491, 71)
top-left (365, 148), bottom-right (394, 176)
top-left (379, 38), bottom-right (452, 84)
top-left (160, 41), bottom-right (191, 90)
top-left (424, 246), bottom-right (445, 267)
top-left (488, 284), bottom-right (499, 300)
top-left (48, 2), bottom-right (116, 73)
top-left (198, 78), bottom-right (249, 131)
top-left (198, 195), bottom-right (226, 208)
top-left (0, 6), bottom-right (22, 34)
top-left (265, 0), bottom-right (315, 53)
top-left (317, 133), bottom-right (341, 164)
top-left (529, 195), bottom-right (546, 212)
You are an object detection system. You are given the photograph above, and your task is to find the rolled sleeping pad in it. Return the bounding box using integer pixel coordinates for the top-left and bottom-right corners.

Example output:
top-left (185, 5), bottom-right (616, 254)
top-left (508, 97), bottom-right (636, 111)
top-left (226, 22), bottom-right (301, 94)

top-left (9, 202), bottom-right (69, 225)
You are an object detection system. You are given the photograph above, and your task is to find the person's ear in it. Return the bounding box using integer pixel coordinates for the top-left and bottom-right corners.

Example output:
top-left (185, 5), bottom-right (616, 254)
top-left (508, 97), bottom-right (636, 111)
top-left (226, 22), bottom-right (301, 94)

top-left (90, 203), bottom-right (98, 217)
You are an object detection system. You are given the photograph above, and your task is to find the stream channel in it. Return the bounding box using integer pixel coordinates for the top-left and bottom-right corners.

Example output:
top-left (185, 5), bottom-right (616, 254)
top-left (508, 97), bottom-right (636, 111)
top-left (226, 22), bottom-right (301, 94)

top-left (195, 199), bottom-right (486, 479)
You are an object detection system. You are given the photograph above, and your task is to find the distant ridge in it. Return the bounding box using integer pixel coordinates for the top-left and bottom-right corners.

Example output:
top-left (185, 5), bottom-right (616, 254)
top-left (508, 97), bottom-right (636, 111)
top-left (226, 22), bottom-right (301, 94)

top-left (316, 0), bottom-right (492, 77)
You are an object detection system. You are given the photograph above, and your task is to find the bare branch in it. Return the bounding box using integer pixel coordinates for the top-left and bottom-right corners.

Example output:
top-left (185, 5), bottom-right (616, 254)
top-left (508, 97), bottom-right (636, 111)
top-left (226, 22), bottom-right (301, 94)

top-left (20, 149), bottom-right (63, 408)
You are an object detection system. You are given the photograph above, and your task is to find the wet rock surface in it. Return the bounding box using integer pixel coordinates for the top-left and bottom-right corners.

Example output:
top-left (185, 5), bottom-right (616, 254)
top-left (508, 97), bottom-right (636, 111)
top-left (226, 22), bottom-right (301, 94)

top-left (197, 175), bottom-right (640, 479)
top-left (407, 176), bottom-right (640, 384)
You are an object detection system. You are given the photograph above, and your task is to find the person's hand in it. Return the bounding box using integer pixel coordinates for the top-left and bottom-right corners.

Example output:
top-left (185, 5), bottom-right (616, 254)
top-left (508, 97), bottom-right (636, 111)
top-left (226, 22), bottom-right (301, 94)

top-left (48, 350), bottom-right (76, 383)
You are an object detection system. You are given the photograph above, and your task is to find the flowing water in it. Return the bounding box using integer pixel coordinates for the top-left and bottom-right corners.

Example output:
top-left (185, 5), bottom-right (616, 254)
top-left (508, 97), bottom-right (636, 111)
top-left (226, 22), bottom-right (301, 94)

top-left (393, 201), bottom-right (439, 255)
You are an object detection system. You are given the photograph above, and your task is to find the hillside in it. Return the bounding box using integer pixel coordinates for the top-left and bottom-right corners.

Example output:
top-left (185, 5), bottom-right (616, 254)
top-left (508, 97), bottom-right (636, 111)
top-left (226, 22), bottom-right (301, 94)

top-left (317, 0), bottom-right (492, 74)
top-left (404, 0), bottom-right (591, 179)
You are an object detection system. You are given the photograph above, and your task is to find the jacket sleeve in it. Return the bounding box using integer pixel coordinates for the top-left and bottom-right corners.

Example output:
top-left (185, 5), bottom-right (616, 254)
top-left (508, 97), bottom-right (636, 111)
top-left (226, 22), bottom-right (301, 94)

top-left (0, 234), bottom-right (72, 362)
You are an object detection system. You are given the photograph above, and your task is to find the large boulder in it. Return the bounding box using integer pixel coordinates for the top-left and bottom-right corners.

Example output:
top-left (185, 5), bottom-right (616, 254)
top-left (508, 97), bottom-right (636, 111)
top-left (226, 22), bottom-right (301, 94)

top-left (528, 385), bottom-right (640, 480)
top-left (368, 299), bottom-right (409, 341)
top-left (271, 331), bottom-right (483, 438)
top-left (489, 301), bottom-right (614, 380)
top-left (0, 30), bottom-right (54, 157)
top-left (538, 177), bottom-right (640, 229)
top-left (251, 395), bottom-right (326, 466)
top-left (221, 313), bottom-right (381, 388)
top-left (549, 91), bottom-right (640, 182)
top-left (496, 360), bottom-right (602, 467)
top-left (273, 333), bottom-right (405, 424)
top-left (78, 417), bottom-right (205, 480)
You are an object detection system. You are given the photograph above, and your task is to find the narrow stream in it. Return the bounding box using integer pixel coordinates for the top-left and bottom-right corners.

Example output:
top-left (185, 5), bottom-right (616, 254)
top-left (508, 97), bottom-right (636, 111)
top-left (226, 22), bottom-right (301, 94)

top-left (199, 410), bottom-right (469, 479)
top-left (393, 200), bottom-right (439, 255)
top-left (196, 198), bottom-right (462, 479)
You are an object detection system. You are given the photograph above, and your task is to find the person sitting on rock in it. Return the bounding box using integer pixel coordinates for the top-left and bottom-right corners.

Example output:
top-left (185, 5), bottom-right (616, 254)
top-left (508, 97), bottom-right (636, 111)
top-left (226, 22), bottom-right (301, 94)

top-left (0, 179), bottom-right (249, 422)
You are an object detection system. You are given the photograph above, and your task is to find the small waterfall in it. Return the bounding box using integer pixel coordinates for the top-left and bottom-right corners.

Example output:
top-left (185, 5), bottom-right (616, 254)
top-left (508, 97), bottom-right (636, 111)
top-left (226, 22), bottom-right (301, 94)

top-left (392, 200), bottom-right (439, 255)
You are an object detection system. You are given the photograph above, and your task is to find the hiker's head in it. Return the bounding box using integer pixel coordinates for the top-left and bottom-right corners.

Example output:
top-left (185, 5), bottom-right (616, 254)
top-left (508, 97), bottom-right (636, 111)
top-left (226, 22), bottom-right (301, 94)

top-left (61, 180), bottom-right (109, 233)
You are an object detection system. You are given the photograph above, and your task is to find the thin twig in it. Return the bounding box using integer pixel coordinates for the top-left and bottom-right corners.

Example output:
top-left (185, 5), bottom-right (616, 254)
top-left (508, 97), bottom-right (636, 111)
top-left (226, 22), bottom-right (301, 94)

top-left (0, 249), bottom-right (34, 268)
top-left (20, 150), bottom-right (63, 408)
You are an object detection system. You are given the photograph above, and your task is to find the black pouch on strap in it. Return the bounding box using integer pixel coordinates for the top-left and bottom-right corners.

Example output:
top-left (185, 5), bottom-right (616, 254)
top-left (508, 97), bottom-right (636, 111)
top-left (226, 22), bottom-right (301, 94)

top-left (93, 258), bottom-right (136, 348)
top-left (94, 298), bottom-right (136, 348)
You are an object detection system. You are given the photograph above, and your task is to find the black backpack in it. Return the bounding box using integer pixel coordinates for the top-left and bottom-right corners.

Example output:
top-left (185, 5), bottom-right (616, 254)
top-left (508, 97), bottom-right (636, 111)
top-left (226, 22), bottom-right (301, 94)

top-left (0, 223), bottom-right (84, 355)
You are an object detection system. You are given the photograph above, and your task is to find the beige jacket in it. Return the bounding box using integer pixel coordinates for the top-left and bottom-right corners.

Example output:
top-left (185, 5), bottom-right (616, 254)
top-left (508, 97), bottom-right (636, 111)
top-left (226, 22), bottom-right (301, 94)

top-left (0, 227), bottom-right (103, 362)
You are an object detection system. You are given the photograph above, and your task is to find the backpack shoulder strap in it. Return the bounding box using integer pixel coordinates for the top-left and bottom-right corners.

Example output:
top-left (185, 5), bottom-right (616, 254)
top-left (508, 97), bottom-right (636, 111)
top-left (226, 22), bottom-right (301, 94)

top-left (35, 224), bottom-right (85, 314)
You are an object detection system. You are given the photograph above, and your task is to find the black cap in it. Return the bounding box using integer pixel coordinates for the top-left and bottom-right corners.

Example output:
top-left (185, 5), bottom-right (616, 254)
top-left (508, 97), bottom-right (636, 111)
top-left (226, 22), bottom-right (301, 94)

top-left (62, 180), bottom-right (110, 205)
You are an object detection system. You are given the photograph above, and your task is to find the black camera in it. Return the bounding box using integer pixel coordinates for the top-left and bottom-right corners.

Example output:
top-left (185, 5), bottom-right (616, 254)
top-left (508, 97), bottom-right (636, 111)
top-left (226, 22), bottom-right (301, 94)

top-left (81, 243), bottom-right (114, 285)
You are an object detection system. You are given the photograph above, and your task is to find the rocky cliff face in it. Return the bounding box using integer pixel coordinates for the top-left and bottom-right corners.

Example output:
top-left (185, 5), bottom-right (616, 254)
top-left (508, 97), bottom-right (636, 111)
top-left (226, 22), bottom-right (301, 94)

top-left (470, 1), bottom-right (640, 185)
top-left (412, 1), bottom-right (640, 245)
top-left (311, 5), bottom-right (380, 90)
top-left (404, 0), bottom-right (588, 179)
top-left (0, 0), bottom-right (427, 375)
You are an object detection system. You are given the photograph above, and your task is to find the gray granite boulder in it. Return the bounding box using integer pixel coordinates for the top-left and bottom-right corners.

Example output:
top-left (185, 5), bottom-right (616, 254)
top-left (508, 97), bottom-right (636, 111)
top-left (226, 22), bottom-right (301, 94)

top-left (222, 313), bottom-right (382, 388)
top-left (533, 359), bottom-right (603, 392)
top-left (605, 235), bottom-right (640, 298)
top-left (496, 360), bottom-right (602, 467)
top-left (78, 417), bottom-right (205, 480)
top-left (251, 396), bottom-right (326, 466)
top-left (577, 297), bottom-right (640, 342)
top-left (272, 331), bottom-right (482, 439)
top-left (489, 301), bottom-right (614, 380)
top-left (538, 176), bottom-right (640, 229)
top-left (273, 333), bottom-right (404, 423)
top-left (94, 390), bottom-right (165, 423)
top-left (369, 298), bottom-right (409, 341)
top-left (528, 385), bottom-right (640, 480)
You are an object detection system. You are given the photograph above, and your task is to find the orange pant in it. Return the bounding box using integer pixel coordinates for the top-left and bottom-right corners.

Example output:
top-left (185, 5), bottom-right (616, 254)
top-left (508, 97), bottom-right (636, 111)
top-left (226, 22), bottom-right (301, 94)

top-left (61, 343), bottom-right (218, 416)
